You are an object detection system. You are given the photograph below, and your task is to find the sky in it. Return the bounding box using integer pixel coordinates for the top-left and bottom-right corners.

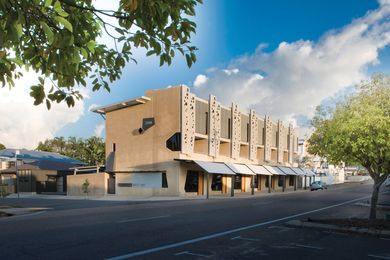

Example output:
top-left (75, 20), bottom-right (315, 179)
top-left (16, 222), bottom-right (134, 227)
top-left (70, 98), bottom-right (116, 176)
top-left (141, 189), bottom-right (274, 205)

top-left (1, 0), bottom-right (390, 149)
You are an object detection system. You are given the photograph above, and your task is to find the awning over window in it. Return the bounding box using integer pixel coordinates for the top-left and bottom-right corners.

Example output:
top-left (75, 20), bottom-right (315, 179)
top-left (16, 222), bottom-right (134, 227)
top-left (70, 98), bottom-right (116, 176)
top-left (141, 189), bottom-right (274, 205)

top-left (278, 166), bottom-right (297, 175)
top-left (263, 165), bottom-right (286, 175)
top-left (301, 168), bottom-right (316, 176)
top-left (291, 167), bottom-right (306, 175)
top-left (226, 163), bottom-right (255, 175)
top-left (194, 161), bottom-right (235, 175)
top-left (246, 164), bottom-right (272, 175)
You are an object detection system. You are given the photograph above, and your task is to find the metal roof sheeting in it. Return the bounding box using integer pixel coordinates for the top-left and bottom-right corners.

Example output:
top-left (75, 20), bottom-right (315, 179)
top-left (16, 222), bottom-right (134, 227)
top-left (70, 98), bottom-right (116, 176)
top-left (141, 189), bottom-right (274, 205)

top-left (194, 161), bottom-right (235, 175)
top-left (301, 168), bottom-right (316, 176)
top-left (246, 164), bottom-right (272, 175)
top-left (278, 166), bottom-right (297, 175)
top-left (226, 163), bottom-right (255, 175)
top-left (263, 165), bottom-right (286, 175)
top-left (0, 149), bottom-right (84, 165)
top-left (291, 167), bottom-right (306, 175)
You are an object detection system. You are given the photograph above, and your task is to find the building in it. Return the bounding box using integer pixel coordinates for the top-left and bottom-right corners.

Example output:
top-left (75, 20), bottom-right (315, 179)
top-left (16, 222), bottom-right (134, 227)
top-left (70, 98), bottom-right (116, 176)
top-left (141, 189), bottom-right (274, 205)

top-left (0, 149), bottom-right (84, 194)
top-left (92, 86), bottom-right (315, 197)
top-left (298, 139), bottom-right (345, 185)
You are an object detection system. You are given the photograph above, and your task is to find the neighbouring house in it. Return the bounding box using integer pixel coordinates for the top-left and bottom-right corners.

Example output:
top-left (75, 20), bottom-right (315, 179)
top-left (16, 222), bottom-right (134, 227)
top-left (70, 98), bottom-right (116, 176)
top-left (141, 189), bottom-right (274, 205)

top-left (298, 139), bottom-right (345, 185)
top-left (0, 149), bottom-right (84, 194)
top-left (87, 85), bottom-right (315, 198)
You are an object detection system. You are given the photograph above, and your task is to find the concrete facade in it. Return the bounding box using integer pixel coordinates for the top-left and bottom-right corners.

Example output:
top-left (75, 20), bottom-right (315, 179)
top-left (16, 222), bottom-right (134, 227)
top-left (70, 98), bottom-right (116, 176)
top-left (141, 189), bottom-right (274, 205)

top-left (93, 86), bottom-right (300, 197)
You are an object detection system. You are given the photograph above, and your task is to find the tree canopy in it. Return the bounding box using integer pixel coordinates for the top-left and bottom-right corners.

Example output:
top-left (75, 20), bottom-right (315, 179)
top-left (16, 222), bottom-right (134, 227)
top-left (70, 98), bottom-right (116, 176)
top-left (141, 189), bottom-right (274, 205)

top-left (0, 143), bottom-right (5, 150)
top-left (308, 74), bottom-right (390, 219)
top-left (0, 0), bottom-right (202, 109)
top-left (37, 136), bottom-right (105, 165)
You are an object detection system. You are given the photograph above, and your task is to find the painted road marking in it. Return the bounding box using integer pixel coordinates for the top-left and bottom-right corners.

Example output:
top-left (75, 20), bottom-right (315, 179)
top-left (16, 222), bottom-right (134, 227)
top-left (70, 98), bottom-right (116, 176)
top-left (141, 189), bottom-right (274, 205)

top-left (175, 251), bottom-right (211, 257)
top-left (231, 236), bottom-right (260, 242)
top-left (106, 195), bottom-right (369, 260)
top-left (116, 215), bottom-right (170, 223)
top-left (368, 254), bottom-right (390, 259)
top-left (293, 244), bottom-right (323, 250)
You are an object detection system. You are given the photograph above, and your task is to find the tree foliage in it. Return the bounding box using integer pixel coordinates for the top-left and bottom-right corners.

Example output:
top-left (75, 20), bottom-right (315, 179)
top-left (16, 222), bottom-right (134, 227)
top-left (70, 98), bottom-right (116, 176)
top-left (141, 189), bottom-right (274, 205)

top-left (0, 0), bottom-right (202, 109)
top-left (37, 136), bottom-right (105, 165)
top-left (308, 74), bottom-right (390, 219)
top-left (0, 143), bottom-right (5, 150)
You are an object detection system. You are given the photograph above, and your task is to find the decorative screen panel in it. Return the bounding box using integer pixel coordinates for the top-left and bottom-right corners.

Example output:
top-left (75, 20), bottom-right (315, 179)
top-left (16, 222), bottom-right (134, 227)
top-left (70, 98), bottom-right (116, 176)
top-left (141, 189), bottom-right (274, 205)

top-left (249, 109), bottom-right (258, 161)
top-left (208, 95), bottom-right (221, 157)
top-left (231, 104), bottom-right (241, 159)
top-left (181, 87), bottom-right (195, 155)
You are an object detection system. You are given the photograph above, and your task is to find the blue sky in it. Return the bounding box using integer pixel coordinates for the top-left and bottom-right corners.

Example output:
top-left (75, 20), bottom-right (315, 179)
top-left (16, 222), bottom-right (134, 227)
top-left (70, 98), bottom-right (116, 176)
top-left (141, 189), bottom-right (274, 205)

top-left (1, 0), bottom-right (389, 148)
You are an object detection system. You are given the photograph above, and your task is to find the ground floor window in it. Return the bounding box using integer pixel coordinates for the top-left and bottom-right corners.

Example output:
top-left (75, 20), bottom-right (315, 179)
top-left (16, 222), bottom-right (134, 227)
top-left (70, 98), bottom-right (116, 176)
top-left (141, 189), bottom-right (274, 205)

top-left (253, 175), bottom-right (259, 189)
top-left (289, 176), bottom-right (294, 186)
top-left (265, 176), bottom-right (270, 188)
top-left (211, 174), bottom-right (222, 191)
top-left (234, 175), bottom-right (242, 189)
top-left (185, 171), bottom-right (199, 192)
top-left (162, 172), bottom-right (168, 188)
top-left (278, 175), bottom-right (283, 187)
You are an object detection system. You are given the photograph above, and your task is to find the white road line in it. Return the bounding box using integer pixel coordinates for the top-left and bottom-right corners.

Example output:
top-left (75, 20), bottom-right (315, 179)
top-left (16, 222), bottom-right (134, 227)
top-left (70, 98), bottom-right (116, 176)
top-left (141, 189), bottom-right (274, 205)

top-left (294, 244), bottom-right (323, 250)
top-left (368, 254), bottom-right (390, 259)
top-left (106, 195), bottom-right (369, 260)
top-left (231, 236), bottom-right (260, 242)
top-left (116, 215), bottom-right (170, 223)
top-left (380, 237), bottom-right (390, 241)
top-left (174, 251), bottom-right (210, 257)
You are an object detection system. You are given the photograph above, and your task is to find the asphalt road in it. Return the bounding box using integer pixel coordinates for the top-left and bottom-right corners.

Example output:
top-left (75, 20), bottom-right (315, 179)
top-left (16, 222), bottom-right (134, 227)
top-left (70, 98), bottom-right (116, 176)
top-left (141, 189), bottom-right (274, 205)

top-left (0, 182), bottom-right (389, 260)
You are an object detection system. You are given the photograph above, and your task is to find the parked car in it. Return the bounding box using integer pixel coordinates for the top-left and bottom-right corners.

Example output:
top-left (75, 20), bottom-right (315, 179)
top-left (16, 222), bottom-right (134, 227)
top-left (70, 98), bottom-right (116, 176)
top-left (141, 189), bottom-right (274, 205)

top-left (310, 181), bottom-right (327, 191)
top-left (385, 175), bottom-right (390, 187)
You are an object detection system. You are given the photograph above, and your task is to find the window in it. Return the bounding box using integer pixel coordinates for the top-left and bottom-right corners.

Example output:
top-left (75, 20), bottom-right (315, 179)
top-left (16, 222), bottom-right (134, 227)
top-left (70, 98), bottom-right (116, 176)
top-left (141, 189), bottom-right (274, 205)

top-left (113, 143), bottom-right (116, 152)
top-left (289, 176), bottom-right (294, 186)
top-left (278, 175), bottom-right (283, 187)
top-left (265, 176), bottom-right (269, 188)
top-left (228, 118), bottom-right (231, 139)
top-left (211, 174), bottom-right (222, 191)
top-left (185, 171), bottom-right (199, 192)
top-left (162, 172), bottom-right (168, 188)
top-left (247, 123), bottom-right (250, 142)
top-left (234, 175), bottom-right (242, 189)
top-left (205, 112), bottom-right (209, 134)
top-left (254, 175), bottom-right (259, 189)
top-left (166, 132), bottom-right (181, 151)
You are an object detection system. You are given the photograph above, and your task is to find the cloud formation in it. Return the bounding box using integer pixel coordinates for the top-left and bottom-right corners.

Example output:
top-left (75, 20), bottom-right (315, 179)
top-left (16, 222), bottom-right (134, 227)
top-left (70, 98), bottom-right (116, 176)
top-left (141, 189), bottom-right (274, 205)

top-left (94, 123), bottom-right (105, 138)
top-left (192, 1), bottom-right (390, 130)
top-left (0, 71), bottom-right (85, 149)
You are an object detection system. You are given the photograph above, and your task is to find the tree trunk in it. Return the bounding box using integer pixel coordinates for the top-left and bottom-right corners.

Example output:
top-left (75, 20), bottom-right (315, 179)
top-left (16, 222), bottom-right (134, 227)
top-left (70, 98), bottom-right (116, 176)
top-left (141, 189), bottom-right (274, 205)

top-left (369, 181), bottom-right (381, 219)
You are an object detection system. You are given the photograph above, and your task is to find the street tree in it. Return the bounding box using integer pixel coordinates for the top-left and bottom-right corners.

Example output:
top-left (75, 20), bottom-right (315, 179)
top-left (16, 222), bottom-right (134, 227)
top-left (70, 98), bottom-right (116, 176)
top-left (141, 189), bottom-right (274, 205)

top-left (308, 74), bottom-right (390, 219)
top-left (0, 0), bottom-right (202, 109)
top-left (0, 143), bottom-right (5, 150)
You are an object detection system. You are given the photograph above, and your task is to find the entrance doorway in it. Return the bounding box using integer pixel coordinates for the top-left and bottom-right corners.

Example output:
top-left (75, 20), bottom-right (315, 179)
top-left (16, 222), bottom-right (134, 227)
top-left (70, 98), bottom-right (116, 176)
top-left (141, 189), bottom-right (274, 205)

top-left (185, 171), bottom-right (204, 195)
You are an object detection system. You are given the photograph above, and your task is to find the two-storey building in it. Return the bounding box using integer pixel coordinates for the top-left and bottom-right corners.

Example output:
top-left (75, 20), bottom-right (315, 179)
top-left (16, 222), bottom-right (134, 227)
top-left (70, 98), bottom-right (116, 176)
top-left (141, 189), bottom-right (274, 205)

top-left (93, 86), bottom-right (314, 197)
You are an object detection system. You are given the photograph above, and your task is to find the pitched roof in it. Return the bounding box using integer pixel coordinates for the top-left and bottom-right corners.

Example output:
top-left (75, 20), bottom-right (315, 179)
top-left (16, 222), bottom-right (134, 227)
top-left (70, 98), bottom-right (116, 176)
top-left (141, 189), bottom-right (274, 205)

top-left (0, 149), bottom-right (84, 165)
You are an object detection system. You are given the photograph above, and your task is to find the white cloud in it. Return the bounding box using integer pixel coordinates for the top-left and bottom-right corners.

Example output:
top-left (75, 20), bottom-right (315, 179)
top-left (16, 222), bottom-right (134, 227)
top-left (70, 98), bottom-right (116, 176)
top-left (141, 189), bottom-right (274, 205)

top-left (192, 1), bottom-right (390, 135)
top-left (88, 104), bottom-right (99, 112)
top-left (0, 71), bottom-right (85, 149)
top-left (193, 74), bottom-right (208, 88)
top-left (94, 123), bottom-right (105, 138)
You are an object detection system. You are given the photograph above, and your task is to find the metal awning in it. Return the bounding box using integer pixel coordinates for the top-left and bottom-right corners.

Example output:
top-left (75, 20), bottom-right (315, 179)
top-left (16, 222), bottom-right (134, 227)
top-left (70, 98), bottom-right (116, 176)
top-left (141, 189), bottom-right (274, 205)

top-left (263, 165), bottom-right (286, 175)
top-left (194, 161), bottom-right (235, 175)
top-left (91, 96), bottom-right (151, 114)
top-left (301, 168), bottom-right (316, 176)
top-left (226, 163), bottom-right (255, 175)
top-left (291, 167), bottom-right (306, 175)
top-left (246, 164), bottom-right (272, 175)
top-left (278, 166), bottom-right (297, 175)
